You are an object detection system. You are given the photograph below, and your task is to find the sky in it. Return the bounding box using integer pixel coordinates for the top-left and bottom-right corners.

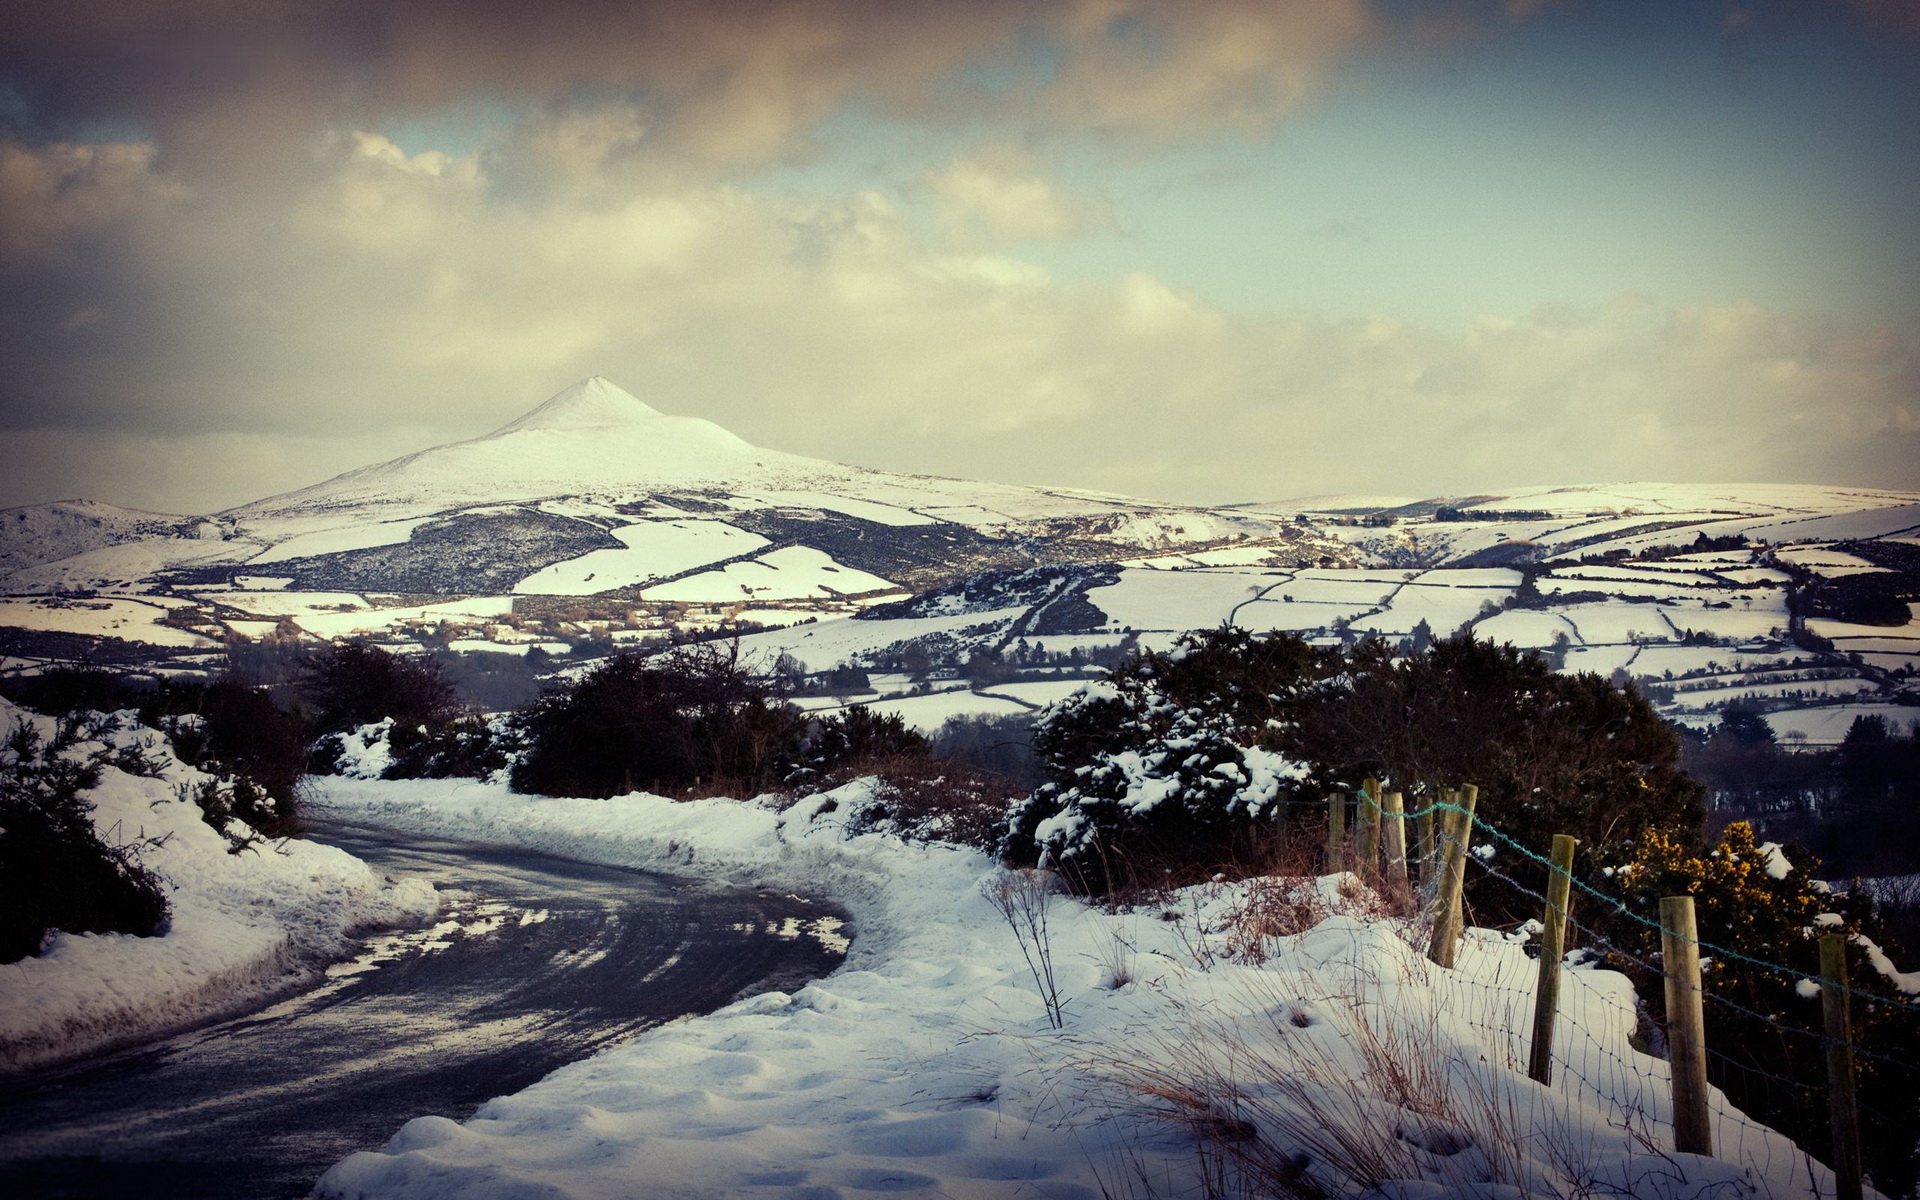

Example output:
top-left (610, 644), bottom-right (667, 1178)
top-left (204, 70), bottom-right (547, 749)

top-left (1, 0), bottom-right (1916, 514)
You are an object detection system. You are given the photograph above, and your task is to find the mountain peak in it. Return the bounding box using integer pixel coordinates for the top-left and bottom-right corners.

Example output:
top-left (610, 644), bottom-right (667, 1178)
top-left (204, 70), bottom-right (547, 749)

top-left (489, 376), bottom-right (668, 435)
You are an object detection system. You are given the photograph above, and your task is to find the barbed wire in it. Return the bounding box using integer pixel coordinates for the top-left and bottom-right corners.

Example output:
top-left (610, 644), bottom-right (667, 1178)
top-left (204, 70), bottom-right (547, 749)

top-left (1352, 787), bottom-right (1920, 1014)
top-left (1463, 854), bottom-right (1920, 1080)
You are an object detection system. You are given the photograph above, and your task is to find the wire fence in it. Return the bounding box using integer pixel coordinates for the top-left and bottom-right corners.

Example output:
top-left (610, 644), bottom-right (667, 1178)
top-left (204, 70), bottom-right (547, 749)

top-left (1304, 784), bottom-right (1920, 1199)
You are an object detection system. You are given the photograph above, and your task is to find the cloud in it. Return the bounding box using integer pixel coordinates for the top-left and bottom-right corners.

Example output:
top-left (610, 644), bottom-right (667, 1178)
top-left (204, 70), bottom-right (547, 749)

top-left (1, 127), bottom-right (1912, 512)
top-left (1, 3), bottom-right (1912, 515)
top-left (923, 147), bottom-right (1110, 245)
top-left (0, 1), bottom-right (1383, 175)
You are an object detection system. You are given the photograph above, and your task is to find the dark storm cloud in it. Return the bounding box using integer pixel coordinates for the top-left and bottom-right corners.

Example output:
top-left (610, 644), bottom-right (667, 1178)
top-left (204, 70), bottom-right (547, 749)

top-left (0, 0), bottom-right (1389, 173)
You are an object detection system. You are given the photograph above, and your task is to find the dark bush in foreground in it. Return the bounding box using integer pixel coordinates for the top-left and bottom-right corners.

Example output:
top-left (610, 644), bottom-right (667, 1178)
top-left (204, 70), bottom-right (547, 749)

top-left (0, 719), bottom-right (168, 963)
top-left (2, 668), bottom-right (308, 836)
top-left (512, 647), bottom-right (804, 798)
top-left (142, 678), bottom-right (307, 836)
top-left (837, 758), bottom-right (1024, 849)
top-left (1005, 628), bottom-right (1327, 892)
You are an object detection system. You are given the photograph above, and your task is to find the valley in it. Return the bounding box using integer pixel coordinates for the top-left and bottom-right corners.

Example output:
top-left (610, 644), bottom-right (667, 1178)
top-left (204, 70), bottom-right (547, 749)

top-left (2, 381), bottom-right (1915, 743)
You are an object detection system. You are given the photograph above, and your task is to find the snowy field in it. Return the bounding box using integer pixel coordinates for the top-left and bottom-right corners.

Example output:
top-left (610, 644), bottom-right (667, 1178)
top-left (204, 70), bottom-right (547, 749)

top-left (306, 778), bottom-right (1854, 1200)
top-left (0, 700), bottom-right (436, 1072)
top-left (511, 521), bottom-right (770, 595)
top-left (0, 596), bottom-right (218, 648)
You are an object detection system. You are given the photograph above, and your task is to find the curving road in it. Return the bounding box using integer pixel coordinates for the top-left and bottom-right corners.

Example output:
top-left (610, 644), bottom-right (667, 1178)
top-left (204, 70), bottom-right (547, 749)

top-left (0, 820), bottom-right (849, 1200)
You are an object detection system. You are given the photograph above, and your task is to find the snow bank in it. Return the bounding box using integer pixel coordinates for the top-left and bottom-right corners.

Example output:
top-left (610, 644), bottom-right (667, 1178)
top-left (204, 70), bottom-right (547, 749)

top-left (311, 778), bottom-right (1845, 1200)
top-left (0, 699), bottom-right (438, 1073)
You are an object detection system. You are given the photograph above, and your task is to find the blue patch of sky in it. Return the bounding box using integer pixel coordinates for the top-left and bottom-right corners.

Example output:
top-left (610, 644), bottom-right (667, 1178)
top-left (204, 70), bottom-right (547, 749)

top-left (384, 97), bottom-right (525, 158)
top-left (752, 1), bottom-right (1919, 332)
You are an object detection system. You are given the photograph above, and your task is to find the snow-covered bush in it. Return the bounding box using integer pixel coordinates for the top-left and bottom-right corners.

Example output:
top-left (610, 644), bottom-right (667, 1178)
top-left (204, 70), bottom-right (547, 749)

top-left (0, 715), bottom-right (168, 962)
top-left (313, 713), bottom-right (511, 782)
top-left (1006, 629), bottom-right (1320, 893)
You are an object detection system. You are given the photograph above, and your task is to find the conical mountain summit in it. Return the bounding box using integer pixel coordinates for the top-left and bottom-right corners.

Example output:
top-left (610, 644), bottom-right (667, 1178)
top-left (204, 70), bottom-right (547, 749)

top-left (237, 378), bottom-right (793, 515)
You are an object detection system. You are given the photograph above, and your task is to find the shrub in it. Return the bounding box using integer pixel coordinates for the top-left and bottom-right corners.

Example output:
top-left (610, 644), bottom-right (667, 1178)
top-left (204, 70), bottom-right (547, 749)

top-left (2, 669), bottom-right (308, 836)
top-left (1600, 822), bottom-right (1920, 1197)
top-left (141, 678), bottom-right (307, 835)
top-left (511, 645), bottom-right (804, 798)
top-left (1291, 634), bottom-right (1702, 921)
top-left (930, 712), bottom-right (1042, 788)
top-left (1006, 628), bottom-right (1321, 893)
top-left (301, 641), bottom-right (460, 736)
top-left (837, 756), bottom-right (1022, 849)
top-left (1011, 629), bottom-right (1701, 902)
top-left (0, 718), bottom-right (168, 963)
top-left (784, 705), bottom-right (929, 789)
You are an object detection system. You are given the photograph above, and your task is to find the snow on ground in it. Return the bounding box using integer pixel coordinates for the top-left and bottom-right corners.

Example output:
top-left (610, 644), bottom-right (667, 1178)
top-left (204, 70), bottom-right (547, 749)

top-left (310, 778), bottom-right (1848, 1200)
top-left (292, 596), bottom-right (519, 638)
top-left (1773, 546), bottom-right (1889, 577)
top-left (733, 607), bottom-right (1034, 673)
top-left (1362, 581), bottom-right (1508, 636)
top-left (1235, 597), bottom-right (1378, 633)
top-left (1473, 609), bottom-right (1579, 648)
top-left (0, 596), bottom-right (219, 648)
top-left (1558, 601), bottom-right (1679, 644)
top-left (246, 517), bottom-right (434, 564)
top-left (750, 490), bottom-right (939, 528)
top-left (1670, 599), bottom-right (1794, 643)
top-left (0, 700), bottom-right (437, 1072)
top-left (1624, 646), bottom-right (1812, 678)
top-left (642, 546), bottom-right (898, 603)
top-left (864, 687), bottom-right (1033, 731)
top-left (442, 639), bottom-right (573, 656)
top-left (201, 590), bottom-right (372, 617)
top-left (1, 536), bottom-right (245, 594)
top-left (1808, 605), bottom-right (1920, 642)
top-left (511, 521), bottom-right (770, 595)
top-left (1539, 577), bottom-right (1702, 600)
top-left (1122, 544), bottom-right (1291, 569)
top-left (1084, 569), bottom-right (1274, 632)
top-left (1758, 704), bottom-right (1920, 744)
top-left (1665, 676), bottom-right (1880, 708)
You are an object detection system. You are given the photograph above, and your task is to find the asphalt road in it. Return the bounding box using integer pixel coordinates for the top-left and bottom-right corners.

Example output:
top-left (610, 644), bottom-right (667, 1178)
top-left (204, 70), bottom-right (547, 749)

top-left (0, 820), bottom-right (849, 1199)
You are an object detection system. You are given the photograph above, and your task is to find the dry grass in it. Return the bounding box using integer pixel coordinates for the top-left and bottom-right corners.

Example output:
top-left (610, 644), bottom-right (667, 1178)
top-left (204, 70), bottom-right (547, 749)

top-left (1083, 951), bottom-right (1628, 1200)
top-left (985, 867), bottom-right (1067, 1029)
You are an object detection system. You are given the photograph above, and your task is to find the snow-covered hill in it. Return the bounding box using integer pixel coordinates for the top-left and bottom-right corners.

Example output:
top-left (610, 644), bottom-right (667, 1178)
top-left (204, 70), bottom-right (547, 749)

top-left (1, 377), bottom-right (1915, 740)
top-left (0, 377), bottom-right (1343, 603)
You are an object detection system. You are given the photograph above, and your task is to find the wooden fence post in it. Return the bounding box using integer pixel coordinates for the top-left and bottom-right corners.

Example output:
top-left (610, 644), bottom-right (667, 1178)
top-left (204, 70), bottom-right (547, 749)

top-left (1326, 791), bottom-right (1346, 874)
top-left (1416, 790), bottom-right (1440, 893)
top-left (1381, 790), bottom-right (1410, 912)
top-left (1660, 895), bottom-right (1712, 1157)
top-left (1821, 933), bottom-right (1864, 1200)
top-left (1527, 834), bottom-right (1577, 1085)
top-left (1358, 777), bottom-right (1382, 881)
top-left (1425, 783), bottom-right (1478, 969)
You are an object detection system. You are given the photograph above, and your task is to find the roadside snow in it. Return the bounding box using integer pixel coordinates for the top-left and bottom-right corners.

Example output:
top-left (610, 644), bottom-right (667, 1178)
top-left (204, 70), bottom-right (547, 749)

top-left (0, 699), bottom-right (438, 1073)
top-left (312, 778), bottom-right (1843, 1200)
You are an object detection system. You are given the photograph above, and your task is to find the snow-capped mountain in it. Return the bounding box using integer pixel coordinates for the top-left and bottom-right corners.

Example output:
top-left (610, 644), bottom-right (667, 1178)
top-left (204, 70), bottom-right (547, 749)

top-left (0, 377), bottom-right (1345, 600)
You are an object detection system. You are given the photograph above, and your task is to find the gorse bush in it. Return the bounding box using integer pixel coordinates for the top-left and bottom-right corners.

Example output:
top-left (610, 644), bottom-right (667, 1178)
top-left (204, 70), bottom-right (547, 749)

top-left (511, 645), bottom-right (805, 798)
top-left (1008, 628), bottom-right (1703, 903)
top-left (301, 642), bottom-right (510, 782)
top-left (1603, 821), bottom-right (1920, 1197)
top-left (0, 717), bottom-right (168, 963)
top-left (1, 668), bottom-right (308, 836)
top-left (300, 641), bottom-right (461, 737)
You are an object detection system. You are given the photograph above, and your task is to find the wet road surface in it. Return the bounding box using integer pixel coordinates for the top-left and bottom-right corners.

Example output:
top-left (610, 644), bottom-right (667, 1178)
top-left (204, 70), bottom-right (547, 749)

top-left (0, 819), bottom-right (848, 1199)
